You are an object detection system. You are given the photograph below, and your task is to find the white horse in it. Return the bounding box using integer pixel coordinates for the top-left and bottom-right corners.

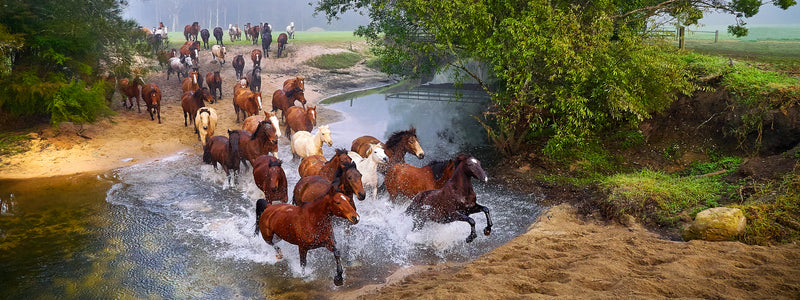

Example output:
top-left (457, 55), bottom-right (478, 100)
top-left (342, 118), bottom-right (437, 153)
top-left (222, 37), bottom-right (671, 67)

top-left (348, 143), bottom-right (388, 200)
top-left (168, 56), bottom-right (192, 81)
top-left (195, 107), bottom-right (218, 147)
top-left (286, 22), bottom-right (295, 39)
top-left (211, 45), bottom-right (226, 65)
top-left (290, 125), bottom-right (332, 158)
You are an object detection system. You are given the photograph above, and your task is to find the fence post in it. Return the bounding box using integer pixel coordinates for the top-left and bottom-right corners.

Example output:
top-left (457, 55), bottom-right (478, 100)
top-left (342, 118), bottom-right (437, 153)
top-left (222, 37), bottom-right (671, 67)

top-left (714, 30), bottom-right (719, 43)
top-left (679, 26), bottom-right (685, 49)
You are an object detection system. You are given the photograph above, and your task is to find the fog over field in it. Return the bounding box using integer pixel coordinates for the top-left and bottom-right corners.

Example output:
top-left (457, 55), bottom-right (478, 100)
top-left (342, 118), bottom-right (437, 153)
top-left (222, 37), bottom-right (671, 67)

top-left (123, 0), bottom-right (371, 32)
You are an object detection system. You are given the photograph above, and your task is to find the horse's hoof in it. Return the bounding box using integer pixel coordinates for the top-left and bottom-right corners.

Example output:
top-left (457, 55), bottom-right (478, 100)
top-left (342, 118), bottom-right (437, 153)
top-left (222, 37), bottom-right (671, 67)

top-left (333, 275), bottom-right (344, 286)
top-left (484, 227), bottom-right (492, 236)
top-left (466, 233), bottom-right (477, 243)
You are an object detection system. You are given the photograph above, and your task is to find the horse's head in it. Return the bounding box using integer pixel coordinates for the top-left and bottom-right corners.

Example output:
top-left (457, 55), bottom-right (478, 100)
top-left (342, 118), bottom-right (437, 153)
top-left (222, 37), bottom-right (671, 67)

top-left (296, 77), bottom-right (305, 92)
top-left (267, 111), bottom-right (281, 138)
top-left (318, 125), bottom-right (332, 147)
top-left (253, 91), bottom-right (263, 112)
top-left (458, 154), bottom-right (488, 183)
top-left (227, 129), bottom-right (241, 156)
top-left (267, 156), bottom-right (284, 192)
top-left (199, 87), bottom-right (213, 103)
top-left (368, 144), bottom-right (389, 164)
top-left (342, 162), bottom-right (365, 200)
top-left (256, 121), bottom-right (278, 146)
top-left (327, 191), bottom-right (360, 224)
top-left (406, 126), bottom-right (425, 159)
top-left (307, 105), bottom-right (316, 126)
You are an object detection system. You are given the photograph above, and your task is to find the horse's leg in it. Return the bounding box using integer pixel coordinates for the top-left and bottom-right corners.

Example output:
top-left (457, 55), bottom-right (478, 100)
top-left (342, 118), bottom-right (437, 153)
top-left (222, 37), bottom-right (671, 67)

top-left (328, 244), bottom-right (345, 286)
top-left (466, 204), bottom-right (493, 236)
top-left (156, 105), bottom-right (161, 124)
top-left (453, 212), bottom-right (479, 243)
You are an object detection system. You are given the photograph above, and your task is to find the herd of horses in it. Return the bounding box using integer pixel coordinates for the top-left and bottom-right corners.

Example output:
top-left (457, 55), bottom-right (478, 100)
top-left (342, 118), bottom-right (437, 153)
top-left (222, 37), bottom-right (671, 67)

top-left (114, 20), bottom-right (493, 287)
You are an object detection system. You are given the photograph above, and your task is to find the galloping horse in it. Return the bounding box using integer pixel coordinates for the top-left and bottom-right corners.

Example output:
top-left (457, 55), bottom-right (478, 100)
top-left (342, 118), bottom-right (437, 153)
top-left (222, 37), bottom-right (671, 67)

top-left (271, 89), bottom-right (307, 123)
top-left (255, 188), bottom-right (359, 286)
top-left (118, 77), bottom-right (143, 112)
top-left (286, 22), bottom-right (295, 39)
top-left (235, 120), bottom-right (279, 166)
top-left (213, 27), bottom-right (224, 45)
top-left (348, 144), bottom-right (389, 200)
top-left (250, 49), bottom-right (262, 68)
top-left (276, 33), bottom-right (288, 58)
top-left (181, 70), bottom-right (202, 94)
top-left (233, 89), bottom-right (262, 123)
top-left (203, 129), bottom-right (241, 186)
top-left (140, 83), bottom-right (162, 123)
top-left (385, 158), bottom-right (457, 200)
top-left (168, 56), bottom-right (192, 81)
top-left (290, 125), bottom-right (332, 158)
top-left (184, 22), bottom-right (200, 41)
top-left (261, 25), bottom-right (272, 57)
top-left (181, 88), bottom-right (214, 131)
top-left (232, 54), bottom-right (245, 79)
top-left (249, 24), bottom-right (260, 45)
top-left (293, 162), bottom-right (366, 210)
top-left (211, 45), bottom-right (226, 65)
top-left (195, 107), bottom-right (218, 146)
top-left (242, 111), bottom-right (281, 138)
top-left (200, 28), bottom-right (210, 49)
top-left (405, 153), bottom-right (493, 243)
top-left (253, 154), bottom-right (288, 203)
top-left (246, 67), bottom-right (262, 93)
top-left (205, 71), bottom-right (223, 102)
top-left (298, 148), bottom-right (353, 180)
top-left (282, 76), bottom-right (305, 95)
top-left (285, 105), bottom-right (316, 136)
top-left (351, 126), bottom-right (425, 166)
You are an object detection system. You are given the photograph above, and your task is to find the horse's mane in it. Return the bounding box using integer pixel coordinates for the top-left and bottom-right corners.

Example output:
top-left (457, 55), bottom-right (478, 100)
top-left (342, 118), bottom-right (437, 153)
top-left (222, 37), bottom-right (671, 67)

top-left (252, 121), bottom-right (272, 140)
top-left (335, 148), bottom-right (348, 156)
top-left (333, 161), bottom-right (357, 179)
top-left (428, 159), bottom-right (453, 180)
top-left (385, 126), bottom-right (417, 149)
top-left (227, 130), bottom-right (241, 160)
top-left (268, 157), bottom-right (282, 167)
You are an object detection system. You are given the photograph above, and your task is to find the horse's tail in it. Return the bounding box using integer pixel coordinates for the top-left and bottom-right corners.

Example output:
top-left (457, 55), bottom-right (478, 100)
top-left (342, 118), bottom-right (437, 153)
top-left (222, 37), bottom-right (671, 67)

top-left (255, 198), bottom-right (268, 235)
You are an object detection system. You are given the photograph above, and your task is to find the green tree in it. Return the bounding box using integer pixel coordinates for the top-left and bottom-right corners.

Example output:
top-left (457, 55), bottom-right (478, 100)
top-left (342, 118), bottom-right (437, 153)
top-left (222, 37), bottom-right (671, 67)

top-left (313, 0), bottom-right (795, 157)
top-left (0, 0), bottom-right (148, 126)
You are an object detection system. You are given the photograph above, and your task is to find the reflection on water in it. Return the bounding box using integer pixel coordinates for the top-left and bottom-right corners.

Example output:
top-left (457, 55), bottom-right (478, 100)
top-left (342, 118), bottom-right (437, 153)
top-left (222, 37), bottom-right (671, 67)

top-left (0, 84), bottom-right (542, 298)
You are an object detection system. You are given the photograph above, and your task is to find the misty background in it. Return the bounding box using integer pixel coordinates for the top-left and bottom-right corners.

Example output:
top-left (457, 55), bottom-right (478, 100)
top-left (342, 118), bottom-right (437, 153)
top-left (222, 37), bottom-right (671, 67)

top-left (123, 0), bottom-right (372, 32)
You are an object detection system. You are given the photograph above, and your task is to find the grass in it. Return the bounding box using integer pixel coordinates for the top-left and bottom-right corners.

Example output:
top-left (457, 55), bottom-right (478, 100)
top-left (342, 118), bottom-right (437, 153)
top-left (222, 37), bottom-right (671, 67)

top-left (304, 51), bottom-right (363, 70)
top-left (0, 131), bottom-right (31, 156)
top-left (734, 172), bottom-right (800, 245)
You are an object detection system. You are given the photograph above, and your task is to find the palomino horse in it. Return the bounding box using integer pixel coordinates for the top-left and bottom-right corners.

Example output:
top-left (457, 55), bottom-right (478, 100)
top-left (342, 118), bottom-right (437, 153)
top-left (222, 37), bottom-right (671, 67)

top-left (181, 88), bottom-right (214, 131)
top-left (242, 111), bottom-right (281, 138)
top-left (285, 105), bottom-right (316, 136)
top-left (290, 125), bottom-right (332, 158)
top-left (255, 188), bottom-right (359, 286)
top-left (348, 144), bottom-right (389, 200)
top-left (235, 121), bottom-right (279, 166)
top-left (297, 148), bottom-right (353, 180)
top-left (118, 77), bottom-right (144, 112)
top-left (195, 107), bottom-right (218, 147)
top-left (286, 22), bottom-right (295, 39)
top-left (233, 89), bottom-right (262, 123)
top-left (250, 49), bottom-right (262, 68)
top-left (200, 28), bottom-right (210, 49)
top-left (293, 162), bottom-right (366, 210)
top-left (385, 158), bottom-right (457, 200)
top-left (261, 25), bottom-right (272, 57)
top-left (141, 83), bottom-right (162, 123)
top-left (232, 54), bottom-right (245, 79)
top-left (405, 153), bottom-right (492, 243)
top-left (246, 67), bottom-right (262, 93)
top-left (276, 33), bottom-right (288, 58)
top-left (271, 89), bottom-right (307, 123)
top-left (205, 71), bottom-right (223, 102)
top-left (182, 70), bottom-right (202, 94)
top-left (203, 129), bottom-right (241, 186)
top-left (351, 126), bottom-right (425, 166)
top-left (211, 45), bottom-right (226, 65)
top-left (253, 154), bottom-right (288, 204)
top-left (168, 56), bottom-right (192, 81)
top-left (213, 26), bottom-right (224, 45)
top-left (184, 22), bottom-right (200, 41)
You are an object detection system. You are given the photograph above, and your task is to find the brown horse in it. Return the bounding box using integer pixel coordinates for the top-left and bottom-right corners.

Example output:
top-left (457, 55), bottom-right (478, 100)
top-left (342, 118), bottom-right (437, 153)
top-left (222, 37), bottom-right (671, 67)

top-left (213, 26), bottom-right (224, 45)
top-left (282, 76), bottom-right (305, 95)
top-left (235, 120), bottom-right (279, 167)
top-left (118, 77), bottom-right (143, 112)
top-left (276, 33), bottom-right (288, 57)
top-left (140, 83), bottom-right (162, 123)
top-left (293, 162), bottom-right (366, 209)
top-left (248, 25), bottom-right (260, 45)
top-left (252, 155), bottom-right (288, 204)
top-left (182, 70), bottom-right (202, 95)
top-left (271, 89), bottom-right (307, 123)
top-left (297, 148), bottom-right (352, 181)
top-left (205, 71), bottom-right (222, 102)
top-left (285, 105), bottom-right (316, 136)
top-left (181, 88), bottom-right (214, 131)
top-left (351, 126), bottom-right (425, 166)
top-left (242, 111), bottom-right (281, 138)
top-left (250, 49), bottom-right (262, 68)
top-left (255, 188), bottom-right (359, 286)
top-left (405, 153), bottom-right (492, 243)
top-left (233, 89), bottom-right (263, 123)
top-left (232, 54), bottom-right (245, 79)
top-left (203, 129), bottom-right (241, 186)
top-left (233, 77), bottom-right (248, 97)
top-left (385, 158), bottom-right (457, 200)
top-left (200, 28), bottom-right (210, 49)
top-left (184, 21), bottom-right (200, 41)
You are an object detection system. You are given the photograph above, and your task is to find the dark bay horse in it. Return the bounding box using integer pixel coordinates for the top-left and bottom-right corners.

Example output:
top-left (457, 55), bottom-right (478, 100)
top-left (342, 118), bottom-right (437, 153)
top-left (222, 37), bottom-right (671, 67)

top-left (200, 28), bottom-right (210, 49)
top-left (271, 89), bottom-right (307, 123)
top-left (351, 126), bottom-right (425, 166)
top-left (405, 153), bottom-right (492, 243)
top-left (298, 148), bottom-right (352, 180)
top-left (141, 83), bottom-right (162, 123)
top-left (385, 158), bottom-right (457, 200)
top-left (213, 26), bottom-right (224, 45)
top-left (233, 89), bottom-right (262, 123)
top-left (261, 25), bottom-right (272, 57)
top-left (246, 67), bottom-right (261, 93)
top-left (285, 105), bottom-right (316, 136)
top-left (232, 54), bottom-right (245, 79)
top-left (253, 154), bottom-right (288, 204)
top-left (293, 161), bottom-right (366, 209)
top-left (203, 129), bottom-right (241, 186)
top-left (235, 120), bottom-right (279, 167)
top-left (276, 33), bottom-right (288, 57)
top-left (181, 88), bottom-right (213, 131)
top-left (255, 188), bottom-right (359, 286)
top-left (205, 71), bottom-right (222, 102)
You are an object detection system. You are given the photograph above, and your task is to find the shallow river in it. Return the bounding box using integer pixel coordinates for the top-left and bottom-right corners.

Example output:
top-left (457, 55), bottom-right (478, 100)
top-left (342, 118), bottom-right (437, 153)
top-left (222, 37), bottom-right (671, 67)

top-left (0, 84), bottom-right (543, 298)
